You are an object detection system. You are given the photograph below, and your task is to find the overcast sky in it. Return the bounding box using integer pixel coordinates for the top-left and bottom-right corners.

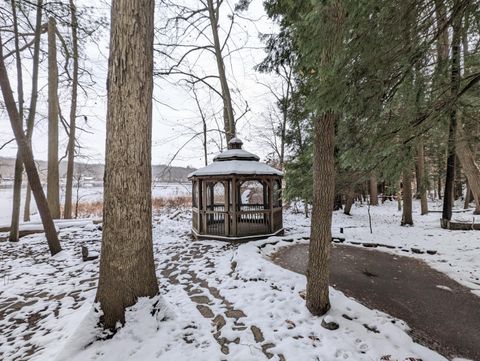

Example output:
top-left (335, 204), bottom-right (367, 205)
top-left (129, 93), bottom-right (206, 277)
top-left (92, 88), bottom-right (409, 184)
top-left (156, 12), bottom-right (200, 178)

top-left (0, 0), bottom-right (280, 169)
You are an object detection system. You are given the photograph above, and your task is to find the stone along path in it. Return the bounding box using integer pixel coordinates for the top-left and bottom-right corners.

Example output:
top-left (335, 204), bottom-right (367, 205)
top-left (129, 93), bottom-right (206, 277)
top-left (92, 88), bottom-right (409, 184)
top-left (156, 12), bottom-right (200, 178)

top-left (158, 240), bottom-right (286, 360)
top-left (271, 243), bottom-right (480, 361)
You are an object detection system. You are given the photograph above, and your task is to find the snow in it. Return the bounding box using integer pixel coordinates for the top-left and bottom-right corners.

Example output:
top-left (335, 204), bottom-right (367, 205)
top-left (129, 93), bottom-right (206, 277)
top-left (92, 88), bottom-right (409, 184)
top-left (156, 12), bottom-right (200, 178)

top-left (213, 148), bottom-right (260, 161)
top-left (1, 198), bottom-right (477, 360)
top-left (188, 159), bottom-right (283, 177)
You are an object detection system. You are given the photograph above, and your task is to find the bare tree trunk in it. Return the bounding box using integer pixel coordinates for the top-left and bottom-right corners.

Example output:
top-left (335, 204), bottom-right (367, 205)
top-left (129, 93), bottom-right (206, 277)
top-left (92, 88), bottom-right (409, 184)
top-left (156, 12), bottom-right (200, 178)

top-left (9, 0), bottom-right (24, 242)
top-left (417, 140), bottom-right (428, 215)
top-left (369, 175), bottom-right (378, 206)
top-left (0, 32), bottom-right (61, 256)
top-left (24, 0), bottom-right (44, 222)
top-left (397, 183), bottom-right (402, 211)
top-left (47, 17), bottom-right (60, 219)
top-left (95, 0), bottom-right (158, 329)
top-left (64, 0), bottom-right (79, 219)
top-left (414, 162), bottom-right (421, 199)
top-left (441, 3), bottom-right (462, 225)
top-left (437, 176), bottom-right (442, 200)
top-left (456, 117), bottom-right (480, 215)
top-left (401, 167), bottom-right (414, 226)
top-left (464, 183), bottom-right (472, 209)
top-left (307, 111), bottom-right (336, 316)
top-left (206, 0), bottom-right (235, 144)
top-left (23, 185), bottom-right (32, 221)
top-left (344, 188), bottom-right (354, 215)
top-left (454, 156), bottom-right (463, 200)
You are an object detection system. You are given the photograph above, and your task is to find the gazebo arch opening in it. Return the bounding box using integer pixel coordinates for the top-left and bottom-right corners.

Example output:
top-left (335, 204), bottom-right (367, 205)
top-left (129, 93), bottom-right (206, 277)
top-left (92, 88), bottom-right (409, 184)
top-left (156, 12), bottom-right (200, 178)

top-left (189, 138), bottom-right (284, 241)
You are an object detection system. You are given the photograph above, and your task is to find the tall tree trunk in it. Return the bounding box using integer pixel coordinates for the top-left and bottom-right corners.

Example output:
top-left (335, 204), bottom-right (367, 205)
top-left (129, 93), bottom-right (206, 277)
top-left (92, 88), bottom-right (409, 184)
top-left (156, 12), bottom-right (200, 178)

top-left (206, 0), bottom-right (235, 144)
top-left (417, 140), bottom-right (428, 215)
top-left (369, 175), bottom-right (378, 206)
top-left (454, 156), bottom-right (463, 199)
top-left (24, 186), bottom-right (32, 221)
top-left (414, 162), bottom-right (421, 199)
top-left (344, 188), bottom-right (354, 215)
top-left (0, 32), bottom-right (61, 256)
top-left (24, 0), bottom-right (44, 222)
top-left (401, 167), bottom-right (414, 226)
top-left (456, 117), bottom-right (480, 215)
top-left (64, 0), bottom-right (79, 219)
top-left (307, 111), bottom-right (336, 315)
top-left (441, 3), bottom-right (462, 224)
top-left (464, 183), bottom-right (472, 209)
top-left (95, 0), bottom-right (158, 329)
top-left (47, 17), bottom-right (60, 219)
top-left (437, 176), bottom-right (442, 200)
top-left (9, 0), bottom-right (24, 242)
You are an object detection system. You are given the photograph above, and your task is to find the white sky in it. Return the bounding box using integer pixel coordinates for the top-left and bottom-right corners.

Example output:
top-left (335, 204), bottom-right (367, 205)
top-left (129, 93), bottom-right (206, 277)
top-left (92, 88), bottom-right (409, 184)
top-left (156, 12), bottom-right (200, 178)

top-left (0, 0), bottom-right (281, 169)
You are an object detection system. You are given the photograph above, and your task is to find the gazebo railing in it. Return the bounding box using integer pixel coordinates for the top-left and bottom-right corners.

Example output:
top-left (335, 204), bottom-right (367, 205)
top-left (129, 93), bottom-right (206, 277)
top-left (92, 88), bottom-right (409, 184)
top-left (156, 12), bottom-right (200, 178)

top-left (194, 206), bottom-right (282, 238)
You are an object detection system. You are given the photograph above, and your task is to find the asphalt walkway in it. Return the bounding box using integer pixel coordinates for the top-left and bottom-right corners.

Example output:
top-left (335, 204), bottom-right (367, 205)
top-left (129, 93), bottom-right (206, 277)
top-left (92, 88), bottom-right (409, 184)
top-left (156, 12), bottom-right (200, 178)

top-left (271, 243), bottom-right (480, 361)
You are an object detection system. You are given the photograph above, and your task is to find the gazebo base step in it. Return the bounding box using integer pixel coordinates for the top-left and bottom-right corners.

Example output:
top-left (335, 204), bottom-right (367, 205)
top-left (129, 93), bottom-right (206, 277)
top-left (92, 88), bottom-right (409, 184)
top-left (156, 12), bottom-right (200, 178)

top-left (191, 228), bottom-right (284, 242)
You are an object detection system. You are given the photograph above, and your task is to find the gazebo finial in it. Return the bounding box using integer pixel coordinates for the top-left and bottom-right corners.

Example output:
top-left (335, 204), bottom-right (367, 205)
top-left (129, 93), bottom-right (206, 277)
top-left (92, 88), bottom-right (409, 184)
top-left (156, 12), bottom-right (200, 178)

top-left (228, 137), bottom-right (243, 150)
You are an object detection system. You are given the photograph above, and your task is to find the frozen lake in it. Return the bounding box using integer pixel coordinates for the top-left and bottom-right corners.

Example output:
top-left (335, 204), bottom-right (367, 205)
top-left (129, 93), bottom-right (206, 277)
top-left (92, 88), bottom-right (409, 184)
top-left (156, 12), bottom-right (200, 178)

top-left (0, 183), bottom-right (191, 225)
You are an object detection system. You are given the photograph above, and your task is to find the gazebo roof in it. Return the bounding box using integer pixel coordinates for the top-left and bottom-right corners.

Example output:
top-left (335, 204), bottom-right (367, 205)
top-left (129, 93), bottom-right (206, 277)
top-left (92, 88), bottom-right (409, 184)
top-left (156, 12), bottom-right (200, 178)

top-left (188, 138), bottom-right (283, 178)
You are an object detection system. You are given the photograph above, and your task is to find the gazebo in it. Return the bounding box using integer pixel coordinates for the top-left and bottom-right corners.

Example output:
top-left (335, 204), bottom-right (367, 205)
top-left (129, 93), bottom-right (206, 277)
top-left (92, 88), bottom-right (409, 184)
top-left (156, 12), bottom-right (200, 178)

top-left (188, 138), bottom-right (283, 241)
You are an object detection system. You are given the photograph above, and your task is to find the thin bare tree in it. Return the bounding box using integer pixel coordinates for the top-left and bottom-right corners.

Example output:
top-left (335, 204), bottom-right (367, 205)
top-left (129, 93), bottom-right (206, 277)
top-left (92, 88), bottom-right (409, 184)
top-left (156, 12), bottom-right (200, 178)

top-left (63, 0), bottom-right (79, 219)
top-left (0, 31), bottom-right (61, 256)
top-left (47, 16), bottom-right (60, 218)
top-left (8, 0), bottom-right (25, 242)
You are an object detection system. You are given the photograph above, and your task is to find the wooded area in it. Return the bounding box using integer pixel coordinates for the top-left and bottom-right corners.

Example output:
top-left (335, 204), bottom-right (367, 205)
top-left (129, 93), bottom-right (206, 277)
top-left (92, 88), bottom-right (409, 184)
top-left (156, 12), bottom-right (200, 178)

top-left (1, 0), bottom-right (480, 359)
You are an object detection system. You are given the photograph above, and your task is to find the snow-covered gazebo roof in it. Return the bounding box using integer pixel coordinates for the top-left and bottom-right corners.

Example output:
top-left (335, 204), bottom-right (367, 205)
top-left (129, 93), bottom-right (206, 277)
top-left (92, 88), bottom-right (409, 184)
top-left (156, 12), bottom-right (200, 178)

top-left (188, 138), bottom-right (283, 178)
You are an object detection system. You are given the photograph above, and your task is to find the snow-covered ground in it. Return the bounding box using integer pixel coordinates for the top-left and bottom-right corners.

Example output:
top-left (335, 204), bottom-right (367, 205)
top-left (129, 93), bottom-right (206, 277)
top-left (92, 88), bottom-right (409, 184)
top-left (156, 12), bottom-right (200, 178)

top-left (0, 199), bottom-right (477, 361)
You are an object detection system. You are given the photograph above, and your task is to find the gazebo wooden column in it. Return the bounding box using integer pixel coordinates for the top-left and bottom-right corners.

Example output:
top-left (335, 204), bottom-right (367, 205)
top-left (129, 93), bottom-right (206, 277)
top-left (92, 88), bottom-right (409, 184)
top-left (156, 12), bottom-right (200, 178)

top-left (231, 176), bottom-right (237, 236)
top-left (269, 178), bottom-right (274, 233)
top-left (224, 179), bottom-right (230, 236)
top-left (201, 179), bottom-right (207, 233)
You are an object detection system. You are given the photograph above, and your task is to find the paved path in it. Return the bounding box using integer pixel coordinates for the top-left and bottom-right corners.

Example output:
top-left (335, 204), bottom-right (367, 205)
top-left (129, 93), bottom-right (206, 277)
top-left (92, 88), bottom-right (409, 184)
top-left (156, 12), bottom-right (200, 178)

top-left (271, 243), bottom-right (480, 361)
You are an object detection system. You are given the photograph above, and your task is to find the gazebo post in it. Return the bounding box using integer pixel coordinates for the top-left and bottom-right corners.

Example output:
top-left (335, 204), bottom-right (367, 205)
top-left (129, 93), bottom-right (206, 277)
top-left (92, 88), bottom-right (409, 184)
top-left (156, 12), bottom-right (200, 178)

top-left (201, 179), bottom-right (207, 233)
top-left (224, 180), bottom-right (229, 236)
top-left (269, 178), bottom-right (274, 233)
top-left (232, 176), bottom-right (237, 237)
top-left (197, 179), bottom-right (202, 232)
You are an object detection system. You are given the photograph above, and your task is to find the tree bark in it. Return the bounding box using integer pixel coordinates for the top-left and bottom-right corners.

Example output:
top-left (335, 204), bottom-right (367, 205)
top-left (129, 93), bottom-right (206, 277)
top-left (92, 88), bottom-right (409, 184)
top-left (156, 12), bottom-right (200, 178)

top-left (0, 32), bottom-right (61, 256)
top-left (441, 3), bottom-right (462, 224)
top-left (9, 0), bottom-right (24, 242)
top-left (401, 167), bottom-right (414, 226)
top-left (206, 0), bottom-right (235, 144)
top-left (63, 0), bottom-right (79, 219)
top-left (437, 176), bottom-right (442, 200)
top-left (23, 0), bottom-right (44, 222)
top-left (307, 111), bottom-right (336, 316)
top-left (464, 183), bottom-right (472, 209)
top-left (417, 140), bottom-right (428, 215)
top-left (305, 0), bottom-right (344, 316)
top-left (369, 175), bottom-right (378, 206)
top-left (47, 17), bottom-right (60, 219)
top-left (456, 117), bottom-right (480, 215)
top-left (95, 0), bottom-right (159, 329)
top-left (344, 189), bottom-right (354, 215)
top-left (454, 156), bottom-right (463, 200)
